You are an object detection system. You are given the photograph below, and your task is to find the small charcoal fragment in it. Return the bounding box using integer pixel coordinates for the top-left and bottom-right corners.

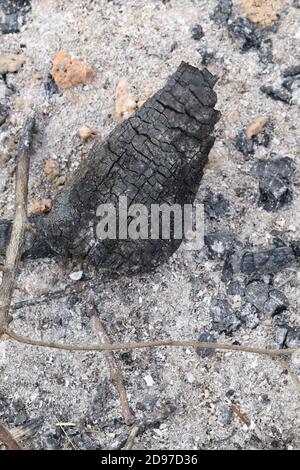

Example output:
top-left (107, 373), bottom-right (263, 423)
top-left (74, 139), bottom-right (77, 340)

top-left (205, 232), bottom-right (237, 259)
top-left (222, 250), bottom-right (234, 284)
top-left (211, 0), bottom-right (233, 25)
top-left (0, 0), bottom-right (31, 34)
top-left (264, 289), bottom-right (289, 317)
top-left (240, 246), bottom-right (296, 274)
top-left (192, 24), bottom-right (204, 40)
top-left (260, 86), bottom-right (291, 104)
top-left (258, 175), bottom-right (293, 211)
top-left (283, 65), bottom-right (300, 77)
top-left (276, 325), bottom-right (300, 349)
top-left (238, 303), bottom-right (260, 329)
top-left (253, 131), bottom-right (271, 148)
top-left (282, 76), bottom-right (300, 92)
top-left (0, 103), bottom-right (9, 126)
top-left (233, 130), bottom-right (255, 157)
top-left (196, 332), bottom-right (217, 358)
top-left (210, 298), bottom-right (241, 335)
top-left (204, 191), bottom-right (230, 220)
top-left (228, 17), bottom-right (263, 51)
top-left (201, 49), bottom-right (215, 66)
top-left (258, 38), bottom-right (273, 65)
top-left (44, 73), bottom-right (60, 101)
top-left (291, 241), bottom-right (300, 258)
top-left (227, 280), bottom-right (245, 296)
top-left (254, 157), bottom-right (296, 212)
top-left (245, 280), bottom-right (269, 312)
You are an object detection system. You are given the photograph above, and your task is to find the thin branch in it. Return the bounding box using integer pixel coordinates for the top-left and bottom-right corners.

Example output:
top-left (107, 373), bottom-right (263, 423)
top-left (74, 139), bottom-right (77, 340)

top-left (0, 117), bottom-right (35, 337)
top-left (122, 425), bottom-right (140, 450)
top-left (0, 423), bottom-right (23, 450)
top-left (94, 314), bottom-right (134, 425)
top-left (5, 328), bottom-right (300, 357)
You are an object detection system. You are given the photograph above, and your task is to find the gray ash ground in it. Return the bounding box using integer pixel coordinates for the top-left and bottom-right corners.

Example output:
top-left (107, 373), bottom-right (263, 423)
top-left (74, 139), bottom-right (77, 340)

top-left (0, 0), bottom-right (299, 451)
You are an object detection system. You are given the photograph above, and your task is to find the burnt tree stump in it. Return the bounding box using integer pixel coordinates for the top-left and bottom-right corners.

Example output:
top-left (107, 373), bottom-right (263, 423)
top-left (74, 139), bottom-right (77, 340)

top-left (0, 62), bottom-right (220, 273)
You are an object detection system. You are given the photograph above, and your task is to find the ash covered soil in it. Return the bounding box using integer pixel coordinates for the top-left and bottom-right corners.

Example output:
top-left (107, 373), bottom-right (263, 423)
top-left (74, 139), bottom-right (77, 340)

top-left (0, 0), bottom-right (300, 450)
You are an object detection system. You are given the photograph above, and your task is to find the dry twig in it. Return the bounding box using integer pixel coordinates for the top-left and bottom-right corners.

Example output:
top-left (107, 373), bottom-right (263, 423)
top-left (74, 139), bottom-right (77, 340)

top-left (0, 423), bottom-right (23, 451)
top-left (122, 425), bottom-right (140, 450)
top-left (94, 314), bottom-right (134, 425)
top-left (0, 117), bottom-right (35, 337)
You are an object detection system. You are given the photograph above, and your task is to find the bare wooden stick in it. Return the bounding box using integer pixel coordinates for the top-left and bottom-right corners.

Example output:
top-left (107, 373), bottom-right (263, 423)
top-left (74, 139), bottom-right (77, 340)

top-left (0, 117), bottom-right (35, 337)
top-left (94, 315), bottom-right (134, 425)
top-left (0, 423), bottom-right (23, 451)
top-left (122, 425), bottom-right (140, 450)
top-left (5, 327), bottom-right (300, 357)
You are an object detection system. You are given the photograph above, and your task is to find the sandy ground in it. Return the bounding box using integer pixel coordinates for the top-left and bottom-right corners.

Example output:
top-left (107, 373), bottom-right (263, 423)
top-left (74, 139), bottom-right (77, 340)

top-left (0, 0), bottom-right (299, 450)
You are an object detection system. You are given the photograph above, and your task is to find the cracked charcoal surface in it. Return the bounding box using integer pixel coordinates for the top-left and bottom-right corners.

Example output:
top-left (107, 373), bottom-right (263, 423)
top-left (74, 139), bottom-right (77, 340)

top-left (254, 158), bottom-right (296, 212)
top-left (245, 280), bottom-right (289, 317)
top-left (0, 63), bottom-right (220, 273)
top-left (210, 298), bottom-right (241, 335)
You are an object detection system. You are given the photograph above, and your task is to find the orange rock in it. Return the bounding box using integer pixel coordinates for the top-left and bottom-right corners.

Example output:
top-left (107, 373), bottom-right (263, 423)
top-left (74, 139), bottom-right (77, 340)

top-left (114, 79), bottom-right (138, 122)
top-left (0, 54), bottom-right (26, 75)
top-left (246, 116), bottom-right (268, 139)
top-left (51, 50), bottom-right (96, 90)
top-left (30, 198), bottom-right (52, 215)
top-left (243, 0), bottom-right (286, 28)
top-left (78, 124), bottom-right (101, 142)
top-left (44, 159), bottom-right (60, 182)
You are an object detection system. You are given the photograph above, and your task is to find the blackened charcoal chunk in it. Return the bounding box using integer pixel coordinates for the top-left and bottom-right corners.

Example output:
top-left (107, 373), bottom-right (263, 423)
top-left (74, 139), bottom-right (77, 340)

top-left (44, 73), bottom-right (60, 101)
top-left (227, 280), bottom-right (245, 296)
top-left (238, 302), bottom-right (260, 329)
top-left (192, 24), bottom-right (204, 40)
top-left (283, 65), bottom-right (300, 77)
top-left (204, 191), bottom-right (230, 220)
top-left (205, 232), bottom-right (236, 259)
top-left (291, 241), bottom-right (300, 258)
top-left (245, 280), bottom-right (269, 311)
top-left (228, 17), bottom-right (263, 51)
top-left (0, 0), bottom-right (31, 34)
top-left (259, 175), bottom-right (293, 211)
top-left (233, 130), bottom-right (255, 157)
top-left (0, 104), bottom-right (9, 126)
top-left (196, 331), bottom-right (217, 358)
top-left (210, 298), bottom-right (241, 334)
top-left (276, 325), bottom-right (300, 349)
top-left (264, 289), bottom-right (289, 317)
top-left (254, 157), bottom-right (296, 212)
top-left (255, 158), bottom-right (296, 183)
top-left (241, 246), bottom-right (296, 274)
top-left (260, 86), bottom-right (291, 104)
top-left (282, 76), bottom-right (300, 92)
top-left (211, 0), bottom-right (233, 25)
top-left (258, 38), bottom-right (273, 65)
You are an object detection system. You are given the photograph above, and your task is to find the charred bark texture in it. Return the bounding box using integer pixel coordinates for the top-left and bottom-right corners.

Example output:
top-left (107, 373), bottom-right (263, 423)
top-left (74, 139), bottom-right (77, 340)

top-left (1, 63), bottom-right (220, 273)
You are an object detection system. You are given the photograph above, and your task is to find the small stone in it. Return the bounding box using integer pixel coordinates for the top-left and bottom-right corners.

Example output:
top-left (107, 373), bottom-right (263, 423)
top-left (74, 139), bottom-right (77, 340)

top-left (114, 79), bottom-right (138, 122)
top-left (44, 159), bottom-right (60, 182)
top-left (191, 24), bottom-right (204, 40)
top-left (0, 103), bottom-right (9, 126)
top-left (260, 85), bottom-right (291, 104)
top-left (186, 371), bottom-right (195, 384)
top-left (196, 331), bottom-right (217, 358)
top-left (144, 375), bottom-right (155, 387)
top-left (30, 198), bottom-right (52, 215)
top-left (79, 125), bottom-right (101, 142)
top-left (0, 54), bottom-right (26, 75)
top-left (233, 130), bottom-right (255, 157)
top-left (211, 0), bottom-right (233, 25)
top-left (210, 299), bottom-right (241, 335)
top-left (238, 302), bottom-right (261, 329)
top-left (69, 270), bottom-right (83, 281)
top-left (51, 50), bottom-right (96, 90)
top-left (246, 116), bottom-right (269, 139)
